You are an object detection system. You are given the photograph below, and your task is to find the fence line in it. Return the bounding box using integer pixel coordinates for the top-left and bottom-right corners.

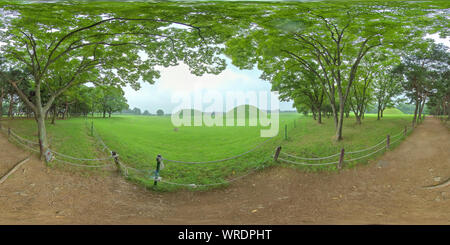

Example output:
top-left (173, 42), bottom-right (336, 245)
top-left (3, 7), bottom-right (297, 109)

top-left (389, 135), bottom-right (404, 146)
top-left (277, 127), bottom-right (411, 167)
top-left (280, 151), bottom-right (340, 161)
top-left (346, 138), bottom-right (386, 154)
top-left (2, 120), bottom-right (413, 189)
top-left (5, 127), bottom-right (111, 168)
top-left (9, 130), bottom-right (39, 146)
top-left (278, 157), bottom-right (339, 166)
top-left (280, 127), bottom-right (407, 161)
top-left (50, 149), bottom-right (115, 161)
top-left (9, 133), bottom-right (40, 153)
top-left (158, 156), bottom-right (274, 187)
top-left (53, 157), bottom-right (108, 168)
top-left (88, 122), bottom-right (272, 187)
top-left (344, 145), bottom-right (386, 162)
top-left (160, 167), bottom-right (260, 188)
top-left (162, 136), bottom-right (275, 164)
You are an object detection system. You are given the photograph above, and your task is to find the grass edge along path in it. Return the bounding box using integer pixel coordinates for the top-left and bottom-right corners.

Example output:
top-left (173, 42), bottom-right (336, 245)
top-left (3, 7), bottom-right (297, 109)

top-left (0, 114), bottom-right (415, 192)
top-left (87, 115), bottom-right (414, 191)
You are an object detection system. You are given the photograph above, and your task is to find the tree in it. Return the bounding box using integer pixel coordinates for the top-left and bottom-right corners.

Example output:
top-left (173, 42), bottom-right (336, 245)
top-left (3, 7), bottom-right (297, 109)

top-left (268, 67), bottom-right (326, 124)
top-left (373, 68), bottom-right (403, 120)
top-left (348, 57), bottom-right (375, 124)
top-left (0, 2), bottom-right (227, 158)
top-left (393, 43), bottom-right (450, 127)
top-left (427, 69), bottom-right (450, 119)
top-left (71, 85), bottom-right (95, 117)
top-left (0, 67), bottom-right (7, 120)
top-left (143, 110), bottom-right (150, 116)
top-left (349, 51), bottom-right (402, 123)
top-left (156, 109), bottom-right (164, 116)
top-left (132, 107), bottom-right (141, 115)
top-left (0, 67), bottom-right (32, 119)
top-left (224, 2), bottom-right (442, 140)
top-left (96, 86), bottom-right (128, 118)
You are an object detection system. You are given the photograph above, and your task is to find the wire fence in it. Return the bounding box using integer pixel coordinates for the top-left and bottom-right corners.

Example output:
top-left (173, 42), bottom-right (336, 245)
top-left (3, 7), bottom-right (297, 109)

top-left (2, 125), bottom-right (112, 169)
top-left (276, 126), bottom-right (413, 167)
top-left (85, 119), bottom-right (275, 187)
top-left (162, 136), bottom-right (275, 164)
top-left (0, 120), bottom-right (414, 189)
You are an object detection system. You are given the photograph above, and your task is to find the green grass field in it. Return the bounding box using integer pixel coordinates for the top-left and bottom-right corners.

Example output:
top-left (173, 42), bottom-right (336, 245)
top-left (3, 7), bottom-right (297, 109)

top-left (0, 112), bottom-right (414, 191)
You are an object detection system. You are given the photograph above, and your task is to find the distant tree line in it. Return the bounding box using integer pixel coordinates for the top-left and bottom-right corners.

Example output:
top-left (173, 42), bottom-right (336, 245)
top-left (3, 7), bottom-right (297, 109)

top-left (0, 75), bottom-right (129, 121)
top-left (121, 108), bottom-right (165, 116)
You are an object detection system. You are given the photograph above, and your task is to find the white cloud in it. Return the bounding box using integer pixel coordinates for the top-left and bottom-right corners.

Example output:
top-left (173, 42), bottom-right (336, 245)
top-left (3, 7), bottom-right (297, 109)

top-left (156, 63), bottom-right (252, 92)
top-left (123, 60), bottom-right (295, 114)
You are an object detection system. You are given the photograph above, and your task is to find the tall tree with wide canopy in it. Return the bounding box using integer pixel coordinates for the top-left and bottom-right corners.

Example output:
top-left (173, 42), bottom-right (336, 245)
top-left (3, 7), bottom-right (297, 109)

top-left (96, 86), bottom-right (128, 118)
top-left (393, 43), bottom-right (450, 127)
top-left (0, 2), bottom-right (228, 159)
top-left (224, 1), bottom-right (447, 140)
top-left (267, 65), bottom-right (326, 124)
top-left (373, 68), bottom-right (403, 120)
top-left (427, 69), bottom-right (450, 119)
top-left (350, 51), bottom-right (401, 123)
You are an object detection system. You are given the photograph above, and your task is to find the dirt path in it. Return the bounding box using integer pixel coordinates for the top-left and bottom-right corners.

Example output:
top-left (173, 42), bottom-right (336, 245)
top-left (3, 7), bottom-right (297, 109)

top-left (0, 117), bottom-right (448, 224)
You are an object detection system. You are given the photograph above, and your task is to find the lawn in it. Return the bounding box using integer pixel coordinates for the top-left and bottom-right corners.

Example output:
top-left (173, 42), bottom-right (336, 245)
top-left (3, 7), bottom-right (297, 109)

top-left (0, 112), bottom-right (414, 191)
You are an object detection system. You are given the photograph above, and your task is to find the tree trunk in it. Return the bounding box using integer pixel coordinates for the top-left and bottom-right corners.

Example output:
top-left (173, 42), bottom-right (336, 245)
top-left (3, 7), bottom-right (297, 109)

top-left (51, 106), bottom-right (57, 125)
top-left (418, 96), bottom-right (426, 123)
top-left (8, 93), bottom-right (14, 118)
top-left (0, 88), bottom-right (3, 120)
top-left (35, 106), bottom-right (49, 160)
top-left (103, 110), bottom-right (106, 118)
top-left (312, 110), bottom-right (316, 120)
top-left (331, 105), bottom-right (338, 129)
top-left (335, 100), bottom-right (345, 141)
top-left (355, 115), bottom-right (361, 124)
top-left (448, 104), bottom-right (450, 120)
top-left (377, 105), bottom-right (381, 120)
top-left (317, 108), bottom-right (322, 124)
top-left (61, 102), bottom-right (67, 120)
top-left (417, 104), bottom-right (423, 123)
top-left (412, 100), bottom-right (419, 128)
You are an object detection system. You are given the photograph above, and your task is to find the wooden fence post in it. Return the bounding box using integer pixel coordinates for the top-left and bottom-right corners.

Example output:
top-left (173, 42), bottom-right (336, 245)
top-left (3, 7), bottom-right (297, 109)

top-left (154, 154), bottom-right (162, 186)
top-left (386, 134), bottom-right (390, 149)
top-left (338, 148), bottom-right (345, 169)
top-left (273, 146), bottom-right (282, 162)
top-left (404, 126), bottom-right (407, 137)
top-left (111, 151), bottom-right (120, 171)
top-left (284, 124), bottom-right (287, 140)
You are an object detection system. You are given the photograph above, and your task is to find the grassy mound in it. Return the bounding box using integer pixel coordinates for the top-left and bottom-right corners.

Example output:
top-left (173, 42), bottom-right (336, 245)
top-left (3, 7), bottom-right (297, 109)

top-left (384, 108), bottom-right (404, 115)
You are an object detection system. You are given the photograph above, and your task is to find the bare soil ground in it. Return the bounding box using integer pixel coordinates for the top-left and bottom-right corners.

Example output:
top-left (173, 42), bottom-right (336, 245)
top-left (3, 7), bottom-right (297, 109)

top-left (0, 117), bottom-right (448, 225)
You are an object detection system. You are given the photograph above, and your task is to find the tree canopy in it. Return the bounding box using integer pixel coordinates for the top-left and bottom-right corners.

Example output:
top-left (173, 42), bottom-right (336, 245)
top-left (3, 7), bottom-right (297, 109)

top-left (0, 0), bottom-right (449, 158)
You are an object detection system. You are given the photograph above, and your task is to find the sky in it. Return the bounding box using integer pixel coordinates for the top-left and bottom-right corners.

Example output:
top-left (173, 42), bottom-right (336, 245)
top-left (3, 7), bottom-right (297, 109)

top-left (122, 57), bottom-right (296, 114)
top-left (123, 33), bottom-right (450, 114)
